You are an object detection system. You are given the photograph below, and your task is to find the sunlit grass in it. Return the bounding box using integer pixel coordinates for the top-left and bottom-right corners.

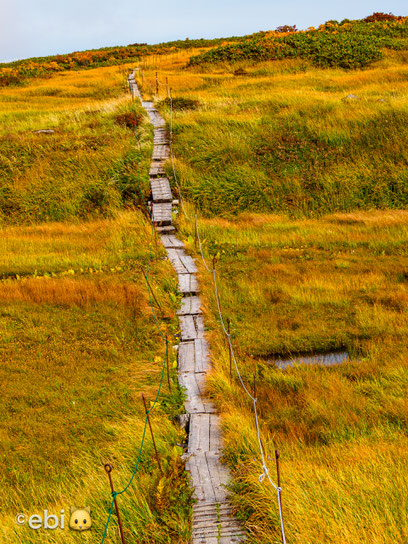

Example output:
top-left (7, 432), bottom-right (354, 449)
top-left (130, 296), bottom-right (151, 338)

top-left (0, 64), bottom-right (150, 224)
top-left (178, 210), bottom-right (408, 543)
top-left (0, 212), bottom-right (190, 544)
top-left (139, 49), bottom-right (408, 216)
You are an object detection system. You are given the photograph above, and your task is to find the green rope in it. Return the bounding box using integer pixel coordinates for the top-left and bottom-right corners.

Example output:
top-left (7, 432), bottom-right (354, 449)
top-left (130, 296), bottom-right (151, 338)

top-left (100, 342), bottom-right (168, 543)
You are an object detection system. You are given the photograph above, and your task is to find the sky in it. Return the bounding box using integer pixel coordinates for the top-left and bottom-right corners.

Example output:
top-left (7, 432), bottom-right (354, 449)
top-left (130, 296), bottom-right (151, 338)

top-left (1, 0), bottom-right (407, 63)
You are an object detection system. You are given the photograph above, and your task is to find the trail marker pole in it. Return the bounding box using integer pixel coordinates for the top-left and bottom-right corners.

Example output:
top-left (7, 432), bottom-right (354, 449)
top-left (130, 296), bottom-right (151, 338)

top-left (142, 394), bottom-right (162, 473)
top-left (104, 464), bottom-right (126, 544)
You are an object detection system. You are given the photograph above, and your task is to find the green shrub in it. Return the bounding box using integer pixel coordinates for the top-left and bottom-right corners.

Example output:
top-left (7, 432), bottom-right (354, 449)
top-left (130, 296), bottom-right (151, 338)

top-left (189, 17), bottom-right (408, 70)
top-left (159, 96), bottom-right (201, 110)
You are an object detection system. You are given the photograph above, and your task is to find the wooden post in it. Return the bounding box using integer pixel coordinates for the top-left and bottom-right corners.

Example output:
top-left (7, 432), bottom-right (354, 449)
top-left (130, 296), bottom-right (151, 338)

top-left (166, 336), bottom-right (172, 392)
top-left (166, 77), bottom-right (170, 98)
top-left (142, 394), bottom-right (162, 473)
top-left (155, 72), bottom-right (159, 97)
top-left (253, 368), bottom-right (257, 399)
top-left (104, 464), bottom-right (126, 544)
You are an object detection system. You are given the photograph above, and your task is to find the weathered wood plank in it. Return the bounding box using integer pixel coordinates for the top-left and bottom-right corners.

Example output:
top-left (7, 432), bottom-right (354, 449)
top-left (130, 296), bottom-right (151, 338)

top-left (149, 163), bottom-right (166, 178)
top-left (179, 252), bottom-right (198, 273)
top-left (178, 341), bottom-right (195, 373)
top-left (179, 373), bottom-right (206, 413)
top-left (177, 295), bottom-right (201, 316)
top-left (178, 273), bottom-right (199, 295)
top-left (151, 202), bottom-right (172, 225)
top-left (151, 177), bottom-right (172, 203)
top-left (160, 235), bottom-right (184, 249)
top-left (180, 314), bottom-right (198, 341)
top-left (209, 414), bottom-right (223, 454)
top-left (195, 338), bottom-right (211, 373)
top-left (188, 414), bottom-right (210, 453)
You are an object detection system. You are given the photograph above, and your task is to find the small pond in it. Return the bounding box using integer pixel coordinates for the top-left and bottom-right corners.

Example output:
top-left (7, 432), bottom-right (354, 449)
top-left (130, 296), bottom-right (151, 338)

top-left (271, 351), bottom-right (351, 370)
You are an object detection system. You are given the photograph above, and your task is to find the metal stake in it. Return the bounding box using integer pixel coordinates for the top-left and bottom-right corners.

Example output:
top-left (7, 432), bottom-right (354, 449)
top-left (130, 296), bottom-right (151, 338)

top-left (142, 394), bottom-right (162, 473)
top-left (104, 464), bottom-right (126, 544)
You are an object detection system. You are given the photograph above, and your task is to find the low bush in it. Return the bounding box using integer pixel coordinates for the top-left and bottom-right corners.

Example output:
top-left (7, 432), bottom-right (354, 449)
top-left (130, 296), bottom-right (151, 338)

top-left (189, 16), bottom-right (408, 70)
top-left (159, 96), bottom-right (201, 110)
top-left (114, 111), bottom-right (143, 129)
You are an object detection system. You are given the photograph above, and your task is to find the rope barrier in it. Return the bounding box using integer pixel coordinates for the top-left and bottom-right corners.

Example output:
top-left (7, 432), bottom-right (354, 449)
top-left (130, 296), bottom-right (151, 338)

top-left (194, 209), bottom-right (287, 543)
top-left (168, 91), bottom-right (190, 220)
top-left (99, 72), bottom-right (172, 544)
top-left (135, 68), bottom-right (287, 543)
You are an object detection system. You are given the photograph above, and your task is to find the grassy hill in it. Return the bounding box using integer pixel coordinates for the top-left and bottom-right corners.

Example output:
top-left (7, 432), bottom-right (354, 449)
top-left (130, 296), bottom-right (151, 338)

top-left (1, 12), bottom-right (407, 544)
top-left (0, 66), bottom-right (191, 543)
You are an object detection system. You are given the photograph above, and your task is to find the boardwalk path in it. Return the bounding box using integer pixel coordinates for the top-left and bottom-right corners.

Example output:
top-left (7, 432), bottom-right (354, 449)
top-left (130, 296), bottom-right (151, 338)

top-left (128, 74), bottom-right (245, 543)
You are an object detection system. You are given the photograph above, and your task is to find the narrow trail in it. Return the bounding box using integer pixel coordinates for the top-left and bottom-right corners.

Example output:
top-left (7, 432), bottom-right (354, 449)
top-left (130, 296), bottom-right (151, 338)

top-left (128, 74), bottom-right (245, 543)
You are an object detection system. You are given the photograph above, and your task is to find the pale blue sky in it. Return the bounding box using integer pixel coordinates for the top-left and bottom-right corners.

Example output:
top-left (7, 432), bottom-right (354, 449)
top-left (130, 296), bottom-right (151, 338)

top-left (1, 0), bottom-right (407, 63)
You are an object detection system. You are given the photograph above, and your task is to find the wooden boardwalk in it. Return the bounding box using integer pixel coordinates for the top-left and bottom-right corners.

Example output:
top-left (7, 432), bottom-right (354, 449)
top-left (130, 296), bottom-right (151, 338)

top-left (129, 74), bottom-right (245, 543)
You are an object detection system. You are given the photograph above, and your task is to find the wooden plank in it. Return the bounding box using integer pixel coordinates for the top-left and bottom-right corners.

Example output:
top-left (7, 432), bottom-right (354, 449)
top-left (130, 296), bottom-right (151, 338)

top-left (206, 452), bottom-right (229, 502)
top-left (209, 414), bottom-right (223, 454)
top-left (188, 414), bottom-right (210, 453)
top-left (180, 314), bottom-right (205, 341)
top-left (178, 273), bottom-right (199, 295)
top-left (151, 202), bottom-right (172, 225)
top-left (166, 247), bottom-right (187, 274)
top-left (178, 252), bottom-right (198, 273)
top-left (196, 315), bottom-right (206, 337)
top-left (191, 454), bottom-right (217, 503)
top-left (195, 338), bottom-right (211, 373)
top-left (150, 178), bottom-right (172, 203)
top-left (152, 145), bottom-right (170, 160)
top-left (177, 295), bottom-right (201, 316)
top-left (149, 163), bottom-right (166, 178)
top-left (178, 341), bottom-right (195, 373)
top-left (156, 225), bottom-right (175, 234)
top-left (160, 234), bottom-right (184, 249)
top-left (180, 314), bottom-right (197, 341)
top-left (179, 373), bottom-right (206, 413)
top-left (186, 457), bottom-right (205, 502)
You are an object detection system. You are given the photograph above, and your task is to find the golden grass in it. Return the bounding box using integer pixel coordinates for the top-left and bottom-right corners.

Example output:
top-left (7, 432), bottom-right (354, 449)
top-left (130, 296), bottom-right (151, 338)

top-left (178, 210), bottom-right (408, 543)
top-left (0, 277), bottom-right (147, 310)
top-left (0, 209), bottom-right (189, 543)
